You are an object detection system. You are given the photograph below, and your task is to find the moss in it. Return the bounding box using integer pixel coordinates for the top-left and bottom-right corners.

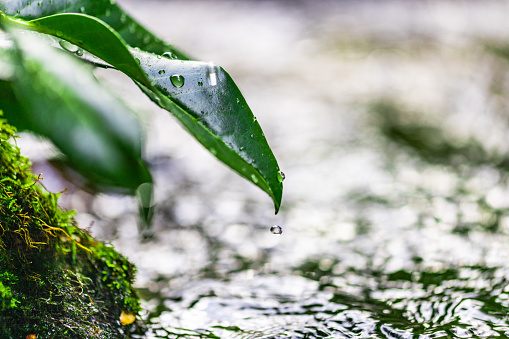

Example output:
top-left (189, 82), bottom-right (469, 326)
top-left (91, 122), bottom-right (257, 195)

top-left (0, 118), bottom-right (143, 338)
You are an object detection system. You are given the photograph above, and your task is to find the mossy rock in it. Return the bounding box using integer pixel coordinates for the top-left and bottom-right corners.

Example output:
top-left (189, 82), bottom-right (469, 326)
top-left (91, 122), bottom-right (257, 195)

top-left (0, 118), bottom-right (143, 338)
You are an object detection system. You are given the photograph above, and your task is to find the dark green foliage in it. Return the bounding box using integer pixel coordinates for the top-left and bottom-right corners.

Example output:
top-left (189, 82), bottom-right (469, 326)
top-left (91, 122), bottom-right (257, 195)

top-left (0, 118), bottom-right (141, 338)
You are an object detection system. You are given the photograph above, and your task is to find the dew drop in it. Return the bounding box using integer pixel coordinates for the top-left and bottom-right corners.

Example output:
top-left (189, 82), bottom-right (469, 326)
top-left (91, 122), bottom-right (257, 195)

top-left (210, 148), bottom-right (217, 156)
top-left (59, 40), bottom-right (78, 53)
top-left (198, 81), bottom-right (203, 87)
top-left (250, 134), bottom-right (254, 138)
top-left (270, 225), bottom-right (283, 235)
top-left (55, 31), bottom-right (63, 37)
top-left (170, 74), bottom-right (184, 88)
top-left (277, 170), bottom-right (285, 183)
top-left (162, 52), bottom-right (174, 59)
top-left (250, 174), bottom-right (258, 184)
top-left (239, 146), bottom-right (245, 151)
top-left (75, 48), bottom-right (84, 56)
top-left (135, 58), bottom-right (140, 64)
top-left (236, 98), bottom-right (240, 104)
top-left (206, 63), bottom-right (217, 86)
top-left (158, 69), bottom-right (165, 75)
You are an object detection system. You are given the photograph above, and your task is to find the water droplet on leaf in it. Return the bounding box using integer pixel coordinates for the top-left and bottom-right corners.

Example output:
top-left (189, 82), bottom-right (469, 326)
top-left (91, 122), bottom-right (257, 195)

top-left (270, 225), bottom-right (283, 235)
top-left (236, 98), bottom-right (240, 104)
top-left (277, 170), bottom-right (285, 183)
top-left (56, 31), bottom-right (63, 37)
top-left (250, 174), bottom-right (258, 183)
top-left (210, 148), bottom-right (217, 155)
top-left (170, 74), bottom-right (184, 88)
top-left (158, 69), bottom-right (165, 75)
top-left (59, 40), bottom-right (78, 53)
top-left (120, 13), bottom-right (127, 24)
top-left (37, 2), bottom-right (42, 7)
top-left (207, 63), bottom-right (217, 86)
top-left (162, 52), bottom-right (175, 59)
top-left (105, 8), bottom-right (111, 16)
top-left (198, 81), bottom-right (203, 87)
top-left (80, 6), bottom-right (85, 12)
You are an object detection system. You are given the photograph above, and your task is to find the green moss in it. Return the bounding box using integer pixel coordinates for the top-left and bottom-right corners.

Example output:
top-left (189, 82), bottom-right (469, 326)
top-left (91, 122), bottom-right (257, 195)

top-left (0, 118), bottom-right (143, 338)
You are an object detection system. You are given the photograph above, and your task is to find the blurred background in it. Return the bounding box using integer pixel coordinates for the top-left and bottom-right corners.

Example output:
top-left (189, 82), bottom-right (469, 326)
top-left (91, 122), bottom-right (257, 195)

top-left (17, 1), bottom-right (509, 337)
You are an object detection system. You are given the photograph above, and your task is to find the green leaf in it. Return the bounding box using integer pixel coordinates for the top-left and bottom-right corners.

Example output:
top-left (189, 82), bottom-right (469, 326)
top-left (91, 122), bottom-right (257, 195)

top-left (0, 0), bottom-right (190, 59)
top-left (0, 2), bottom-right (284, 212)
top-left (131, 49), bottom-right (283, 212)
top-left (0, 29), bottom-right (151, 193)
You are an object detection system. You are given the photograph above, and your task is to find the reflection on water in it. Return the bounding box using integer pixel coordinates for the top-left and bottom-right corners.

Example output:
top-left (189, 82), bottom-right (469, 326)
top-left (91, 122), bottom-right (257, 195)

top-left (25, 0), bottom-right (509, 338)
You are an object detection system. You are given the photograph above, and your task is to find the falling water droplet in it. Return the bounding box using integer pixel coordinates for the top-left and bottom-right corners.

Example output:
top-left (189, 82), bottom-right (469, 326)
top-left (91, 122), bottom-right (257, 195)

top-left (158, 69), bottom-right (165, 75)
top-left (277, 170), bottom-right (285, 183)
top-left (75, 48), bottom-right (84, 56)
top-left (250, 174), bottom-right (258, 183)
top-left (170, 74), bottom-right (184, 88)
top-left (198, 81), bottom-right (203, 87)
top-left (270, 225), bottom-right (283, 235)
top-left (59, 40), bottom-right (78, 53)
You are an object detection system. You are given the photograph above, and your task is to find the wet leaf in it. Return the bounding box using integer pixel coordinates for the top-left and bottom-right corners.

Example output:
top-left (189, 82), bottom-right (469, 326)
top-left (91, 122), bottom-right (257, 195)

top-left (1, 10), bottom-right (284, 211)
top-left (0, 29), bottom-right (151, 193)
top-left (0, 0), bottom-right (190, 59)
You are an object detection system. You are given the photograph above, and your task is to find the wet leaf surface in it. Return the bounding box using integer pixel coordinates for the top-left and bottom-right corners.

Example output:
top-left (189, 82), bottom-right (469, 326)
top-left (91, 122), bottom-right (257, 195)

top-left (0, 0), bottom-right (283, 211)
